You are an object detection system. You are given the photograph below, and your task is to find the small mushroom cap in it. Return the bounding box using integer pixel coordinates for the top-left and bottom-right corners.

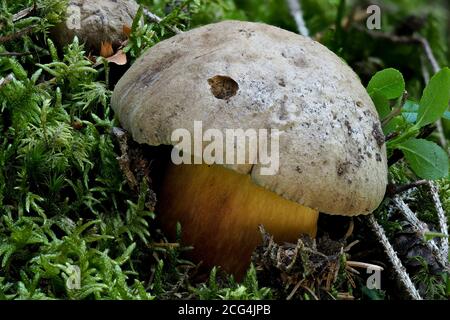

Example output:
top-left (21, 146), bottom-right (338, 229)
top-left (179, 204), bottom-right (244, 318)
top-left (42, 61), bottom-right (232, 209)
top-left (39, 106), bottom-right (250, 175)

top-left (112, 20), bottom-right (388, 216)
top-left (52, 0), bottom-right (138, 51)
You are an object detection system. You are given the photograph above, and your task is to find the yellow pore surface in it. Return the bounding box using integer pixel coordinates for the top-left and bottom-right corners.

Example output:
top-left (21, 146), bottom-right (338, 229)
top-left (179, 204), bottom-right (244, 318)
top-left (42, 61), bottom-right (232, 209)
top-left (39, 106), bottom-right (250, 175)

top-left (158, 162), bottom-right (319, 276)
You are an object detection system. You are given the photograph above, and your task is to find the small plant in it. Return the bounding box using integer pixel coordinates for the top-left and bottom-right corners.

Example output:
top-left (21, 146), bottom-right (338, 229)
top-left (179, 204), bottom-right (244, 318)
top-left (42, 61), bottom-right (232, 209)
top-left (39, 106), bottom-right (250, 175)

top-left (124, 1), bottom-right (205, 59)
top-left (368, 67), bottom-right (450, 180)
top-left (194, 265), bottom-right (272, 300)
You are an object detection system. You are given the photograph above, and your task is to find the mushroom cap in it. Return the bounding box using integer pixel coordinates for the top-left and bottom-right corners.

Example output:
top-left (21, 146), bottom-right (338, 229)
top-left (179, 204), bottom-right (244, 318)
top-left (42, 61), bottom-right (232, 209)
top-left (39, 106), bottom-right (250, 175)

top-left (111, 20), bottom-right (388, 216)
top-left (52, 0), bottom-right (138, 51)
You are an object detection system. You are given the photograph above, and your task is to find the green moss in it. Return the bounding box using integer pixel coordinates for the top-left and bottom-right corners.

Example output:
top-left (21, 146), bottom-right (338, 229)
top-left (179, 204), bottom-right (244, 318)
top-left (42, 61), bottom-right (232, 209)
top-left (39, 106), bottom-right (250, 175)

top-left (0, 0), bottom-right (449, 300)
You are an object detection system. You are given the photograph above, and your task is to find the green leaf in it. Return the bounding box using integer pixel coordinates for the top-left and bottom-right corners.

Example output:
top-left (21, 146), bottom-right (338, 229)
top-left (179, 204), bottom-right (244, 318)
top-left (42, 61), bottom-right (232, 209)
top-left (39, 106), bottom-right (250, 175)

top-left (402, 100), bottom-right (419, 123)
top-left (116, 243), bottom-right (136, 265)
top-left (367, 68), bottom-right (405, 99)
top-left (416, 67), bottom-right (450, 128)
top-left (424, 232), bottom-right (448, 242)
top-left (372, 92), bottom-right (391, 119)
top-left (442, 111), bottom-right (450, 120)
top-left (383, 117), bottom-right (403, 135)
top-left (398, 139), bottom-right (449, 180)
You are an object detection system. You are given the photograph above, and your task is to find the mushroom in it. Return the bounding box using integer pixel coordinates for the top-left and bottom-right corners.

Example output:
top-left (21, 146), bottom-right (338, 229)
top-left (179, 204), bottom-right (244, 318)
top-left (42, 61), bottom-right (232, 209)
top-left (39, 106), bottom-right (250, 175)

top-left (52, 0), bottom-right (138, 53)
top-left (111, 21), bottom-right (388, 276)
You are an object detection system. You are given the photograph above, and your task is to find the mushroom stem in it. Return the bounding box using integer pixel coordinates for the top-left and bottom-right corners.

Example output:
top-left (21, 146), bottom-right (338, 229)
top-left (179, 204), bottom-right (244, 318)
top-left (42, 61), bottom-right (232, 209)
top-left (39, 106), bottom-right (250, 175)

top-left (157, 162), bottom-right (319, 277)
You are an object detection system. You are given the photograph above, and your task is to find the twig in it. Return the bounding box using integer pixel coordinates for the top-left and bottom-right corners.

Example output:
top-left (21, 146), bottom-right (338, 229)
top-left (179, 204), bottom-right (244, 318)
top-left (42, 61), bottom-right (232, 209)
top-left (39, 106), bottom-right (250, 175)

top-left (142, 8), bottom-right (182, 34)
top-left (336, 292), bottom-right (355, 300)
top-left (148, 242), bottom-right (180, 249)
top-left (393, 197), bottom-right (430, 236)
top-left (386, 180), bottom-right (428, 196)
top-left (420, 55), bottom-right (430, 83)
top-left (0, 24), bottom-right (37, 44)
top-left (367, 215), bottom-right (422, 300)
top-left (345, 265), bottom-right (360, 275)
top-left (112, 127), bottom-right (139, 190)
top-left (344, 239), bottom-right (359, 252)
top-left (355, 26), bottom-right (422, 47)
top-left (385, 131), bottom-right (399, 142)
top-left (428, 181), bottom-right (449, 270)
top-left (417, 37), bottom-right (440, 74)
top-left (0, 51), bottom-right (32, 57)
top-left (286, 279), bottom-right (304, 300)
top-left (12, 5), bottom-right (36, 22)
top-left (301, 284), bottom-right (319, 300)
top-left (355, 26), bottom-right (439, 73)
top-left (346, 261), bottom-right (384, 271)
top-left (344, 218), bottom-right (354, 239)
top-left (286, 0), bottom-right (310, 37)
top-left (393, 196), bottom-right (444, 267)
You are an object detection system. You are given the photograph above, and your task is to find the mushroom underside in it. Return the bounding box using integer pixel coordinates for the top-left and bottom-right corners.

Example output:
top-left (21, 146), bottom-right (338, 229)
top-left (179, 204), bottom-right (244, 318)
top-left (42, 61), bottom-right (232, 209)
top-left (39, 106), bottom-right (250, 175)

top-left (157, 162), bottom-right (319, 277)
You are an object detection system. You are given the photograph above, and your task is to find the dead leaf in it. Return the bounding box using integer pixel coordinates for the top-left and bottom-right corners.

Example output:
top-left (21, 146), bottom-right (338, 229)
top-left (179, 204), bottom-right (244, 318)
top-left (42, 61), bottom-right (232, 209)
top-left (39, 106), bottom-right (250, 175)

top-left (106, 49), bottom-right (127, 65)
top-left (123, 25), bottom-right (132, 37)
top-left (100, 41), bottom-right (114, 58)
top-left (86, 52), bottom-right (97, 64)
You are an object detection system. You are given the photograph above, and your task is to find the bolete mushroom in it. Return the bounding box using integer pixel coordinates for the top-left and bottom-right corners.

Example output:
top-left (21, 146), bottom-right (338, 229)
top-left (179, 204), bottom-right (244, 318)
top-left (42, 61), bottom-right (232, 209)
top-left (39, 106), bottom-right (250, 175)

top-left (111, 21), bottom-right (388, 276)
top-left (52, 0), bottom-right (138, 53)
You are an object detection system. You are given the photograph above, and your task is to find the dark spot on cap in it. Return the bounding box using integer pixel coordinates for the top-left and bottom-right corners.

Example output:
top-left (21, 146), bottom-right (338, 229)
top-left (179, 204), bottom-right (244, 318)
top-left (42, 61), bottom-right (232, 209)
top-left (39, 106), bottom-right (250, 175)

top-left (372, 123), bottom-right (385, 147)
top-left (208, 75), bottom-right (239, 100)
top-left (332, 112), bottom-right (337, 120)
top-left (337, 161), bottom-right (352, 176)
top-left (376, 153), bottom-right (382, 162)
top-left (238, 29), bottom-right (255, 38)
top-left (344, 120), bottom-right (353, 136)
top-left (293, 57), bottom-right (307, 68)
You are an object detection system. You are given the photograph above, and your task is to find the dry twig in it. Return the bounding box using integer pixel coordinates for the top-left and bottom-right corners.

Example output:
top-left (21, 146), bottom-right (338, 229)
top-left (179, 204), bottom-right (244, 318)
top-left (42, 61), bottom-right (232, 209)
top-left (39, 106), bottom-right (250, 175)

top-left (12, 5), bottom-right (36, 22)
top-left (112, 127), bottom-right (139, 190)
top-left (0, 24), bottom-right (37, 44)
top-left (387, 180), bottom-right (428, 196)
top-left (367, 215), bottom-right (422, 300)
top-left (142, 8), bottom-right (182, 34)
top-left (0, 51), bottom-right (32, 57)
top-left (346, 261), bottom-right (384, 272)
top-left (428, 181), bottom-right (449, 270)
top-left (393, 195), bottom-right (445, 267)
top-left (286, 0), bottom-right (309, 37)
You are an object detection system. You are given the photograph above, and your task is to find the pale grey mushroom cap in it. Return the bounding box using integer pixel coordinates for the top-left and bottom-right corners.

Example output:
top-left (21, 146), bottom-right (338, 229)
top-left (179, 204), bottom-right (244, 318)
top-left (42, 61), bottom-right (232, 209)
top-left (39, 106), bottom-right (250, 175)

top-left (52, 0), bottom-right (138, 51)
top-left (111, 20), bottom-right (388, 216)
